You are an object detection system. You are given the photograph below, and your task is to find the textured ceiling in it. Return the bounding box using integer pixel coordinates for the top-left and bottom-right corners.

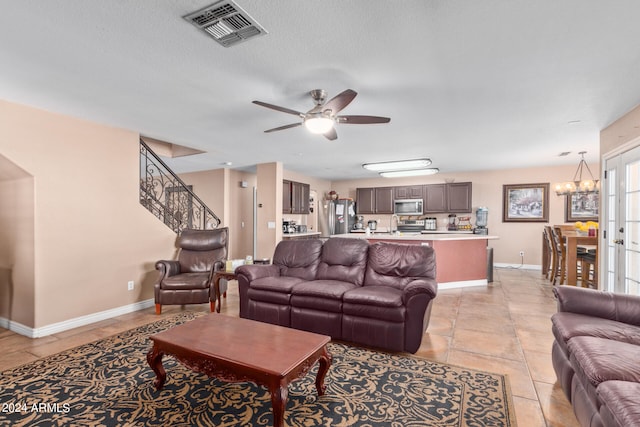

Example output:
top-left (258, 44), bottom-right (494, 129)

top-left (2, 0), bottom-right (640, 180)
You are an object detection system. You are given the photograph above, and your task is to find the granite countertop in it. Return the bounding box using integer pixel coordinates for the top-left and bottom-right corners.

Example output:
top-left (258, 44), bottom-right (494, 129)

top-left (282, 231), bottom-right (321, 238)
top-left (337, 232), bottom-right (499, 241)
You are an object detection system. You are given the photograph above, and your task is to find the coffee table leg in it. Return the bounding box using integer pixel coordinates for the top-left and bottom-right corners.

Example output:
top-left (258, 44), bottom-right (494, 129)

top-left (315, 346), bottom-right (332, 396)
top-left (146, 345), bottom-right (167, 390)
top-left (269, 384), bottom-right (288, 427)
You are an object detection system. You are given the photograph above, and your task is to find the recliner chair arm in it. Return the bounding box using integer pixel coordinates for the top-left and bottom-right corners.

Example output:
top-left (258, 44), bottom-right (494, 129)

top-left (155, 260), bottom-right (181, 282)
top-left (402, 278), bottom-right (438, 304)
top-left (554, 286), bottom-right (640, 327)
top-left (235, 264), bottom-right (281, 282)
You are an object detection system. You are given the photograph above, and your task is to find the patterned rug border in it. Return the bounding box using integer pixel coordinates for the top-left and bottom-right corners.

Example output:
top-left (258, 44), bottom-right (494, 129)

top-left (0, 312), bottom-right (517, 427)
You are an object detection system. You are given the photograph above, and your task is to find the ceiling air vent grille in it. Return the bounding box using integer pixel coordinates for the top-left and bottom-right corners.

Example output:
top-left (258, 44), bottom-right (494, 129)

top-left (184, 0), bottom-right (267, 48)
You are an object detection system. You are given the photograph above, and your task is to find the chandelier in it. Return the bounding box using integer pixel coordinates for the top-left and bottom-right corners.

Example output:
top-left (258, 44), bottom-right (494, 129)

top-left (554, 151), bottom-right (599, 196)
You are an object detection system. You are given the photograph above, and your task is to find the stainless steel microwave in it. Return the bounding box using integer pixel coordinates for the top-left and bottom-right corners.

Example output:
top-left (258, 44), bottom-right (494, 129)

top-left (393, 199), bottom-right (424, 215)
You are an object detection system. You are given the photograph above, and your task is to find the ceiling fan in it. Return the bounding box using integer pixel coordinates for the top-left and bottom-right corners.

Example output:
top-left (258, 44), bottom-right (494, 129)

top-left (252, 89), bottom-right (390, 141)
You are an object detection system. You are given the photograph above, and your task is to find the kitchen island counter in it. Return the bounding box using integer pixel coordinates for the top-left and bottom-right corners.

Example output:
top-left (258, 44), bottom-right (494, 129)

top-left (282, 231), bottom-right (321, 239)
top-left (333, 232), bottom-right (499, 289)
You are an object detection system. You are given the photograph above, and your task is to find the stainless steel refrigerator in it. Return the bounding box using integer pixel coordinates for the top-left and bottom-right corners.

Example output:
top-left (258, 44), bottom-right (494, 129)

top-left (319, 199), bottom-right (356, 236)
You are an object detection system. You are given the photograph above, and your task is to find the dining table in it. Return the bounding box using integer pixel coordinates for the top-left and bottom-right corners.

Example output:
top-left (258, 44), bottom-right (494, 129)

top-left (559, 228), bottom-right (598, 286)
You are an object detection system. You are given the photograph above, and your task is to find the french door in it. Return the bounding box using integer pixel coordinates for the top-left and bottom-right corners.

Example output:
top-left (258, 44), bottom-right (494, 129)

top-left (603, 144), bottom-right (640, 294)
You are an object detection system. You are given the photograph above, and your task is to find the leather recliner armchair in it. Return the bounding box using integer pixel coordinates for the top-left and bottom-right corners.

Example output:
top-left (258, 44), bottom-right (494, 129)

top-left (154, 227), bottom-right (229, 314)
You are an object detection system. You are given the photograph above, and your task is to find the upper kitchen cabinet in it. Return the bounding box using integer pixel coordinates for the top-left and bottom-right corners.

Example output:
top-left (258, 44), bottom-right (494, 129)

top-left (447, 182), bottom-right (472, 213)
top-left (424, 184), bottom-right (447, 212)
top-left (283, 180), bottom-right (310, 214)
top-left (283, 180), bottom-right (292, 214)
top-left (394, 185), bottom-right (424, 200)
top-left (291, 181), bottom-right (310, 214)
top-left (356, 187), bottom-right (394, 214)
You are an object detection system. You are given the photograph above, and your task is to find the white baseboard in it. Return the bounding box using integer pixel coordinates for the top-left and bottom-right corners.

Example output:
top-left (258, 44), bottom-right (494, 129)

top-left (0, 298), bottom-right (155, 338)
top-left (494, 263), bottom-right (541, 270)
top-left (438, 279), bottom-right (487, 290)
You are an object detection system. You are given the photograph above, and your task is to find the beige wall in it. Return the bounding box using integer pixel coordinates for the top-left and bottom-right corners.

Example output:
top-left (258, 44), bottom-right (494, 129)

top-left (179, 168), bottom-right (257, 259)
top-left (330, 163), bottom-right (598, 266)
top-left (601, 103), bottom-right (640, 155)
top-left (0, 158), bottom-right (35, 325)
top-left (0, 99), bottom-right (177, 328)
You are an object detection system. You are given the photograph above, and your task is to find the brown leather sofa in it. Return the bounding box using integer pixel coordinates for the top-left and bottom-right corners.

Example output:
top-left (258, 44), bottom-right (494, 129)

top-left (551, 286), bottom-right (640, 427)
top-left (154, 227), bottom-right (229, 314)
top-left (236, 237), bottom-right (438, 353)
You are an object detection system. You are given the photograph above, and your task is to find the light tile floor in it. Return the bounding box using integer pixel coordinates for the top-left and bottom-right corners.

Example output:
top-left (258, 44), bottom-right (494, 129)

top-left (0, 267), bottom-right (578, 426)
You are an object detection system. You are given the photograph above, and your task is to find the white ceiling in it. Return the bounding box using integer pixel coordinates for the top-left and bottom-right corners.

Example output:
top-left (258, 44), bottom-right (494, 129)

top-left (2, 0), bottom-right (640, 180)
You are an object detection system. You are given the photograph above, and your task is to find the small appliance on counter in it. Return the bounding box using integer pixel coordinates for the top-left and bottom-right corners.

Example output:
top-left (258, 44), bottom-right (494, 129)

top-left (424, 217), bottom-right (437, 231)
top-left (367, 220), bottom-right (377, 231)
top-left (296, 224), bottom-right (307, 233)
top-left (353, 215), bottom-right (365, 230)
top-left (473, 207), bottom-right (489, 235)
top-left (397, 219), bottom-right (425, 232)
top-left (447, 214), bottom-right (458, 231)
top-left (283, 220), bottom-right (297, 234)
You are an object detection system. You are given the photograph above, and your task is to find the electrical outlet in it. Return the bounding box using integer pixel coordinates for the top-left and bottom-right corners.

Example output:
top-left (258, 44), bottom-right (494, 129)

top-left (127, 281), bottom-right (134, 291)
top-left (519, 251), bottom-right (525, 257)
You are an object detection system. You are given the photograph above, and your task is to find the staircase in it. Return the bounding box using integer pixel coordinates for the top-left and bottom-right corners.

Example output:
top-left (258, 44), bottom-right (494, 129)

top-left (139, 139), bottom-right (221, 233)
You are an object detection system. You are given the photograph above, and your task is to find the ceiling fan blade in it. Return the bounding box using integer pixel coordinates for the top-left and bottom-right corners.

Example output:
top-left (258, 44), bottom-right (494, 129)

top-left (337, 115), bottom-right (391, 124)
top-left (323, 127), bottom-right (338, 141)
top-left (322, 89), bottom-right (357, 115)
top-left (252, 100), bottom-right (304, 117)
top-left (264, 122), bottom-right (302, 133)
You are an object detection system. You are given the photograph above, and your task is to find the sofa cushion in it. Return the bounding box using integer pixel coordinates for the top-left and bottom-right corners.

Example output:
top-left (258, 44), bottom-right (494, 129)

top-left (291, 279), bottom-right (359, 300)
top-left (569, 336), bottom-right (640, 387)
top-left (343, 286), bottom-right (406, 322)
top-left (316, 238), bottom-right (368, 286)
top-left (250, 276), bottom-right (306, 293)
top-left (597, 381), bottom-right (640, 427)
top-left (364, 242), bottom-right (436, 289)
top-left (552, 312), bottom-right (640, 357)
top-left (272, 239), bottom-right (323, 280)
top-left (160, 272), bottom-right (209, 290)
top-left (290, 279), bottom-right (359, 313)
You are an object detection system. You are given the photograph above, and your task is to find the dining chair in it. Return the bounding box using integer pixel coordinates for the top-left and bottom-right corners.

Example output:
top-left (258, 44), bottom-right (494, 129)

top-left (551, 226), bottom-right (567, 285)
top-left (542, 226), bottom-right (554, 280)
top-left (578, 230), bottom-right (598, 288)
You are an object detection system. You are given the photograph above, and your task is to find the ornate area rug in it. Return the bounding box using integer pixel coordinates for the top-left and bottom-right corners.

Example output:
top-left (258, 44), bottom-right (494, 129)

top-left (0, 313), bottom-right (517, 426)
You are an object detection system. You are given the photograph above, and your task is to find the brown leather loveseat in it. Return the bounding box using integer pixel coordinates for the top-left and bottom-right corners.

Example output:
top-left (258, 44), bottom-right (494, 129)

top-left (236, 237), bottom-right (438, 353)
top-left (551, 286), bottom-right (640, 427)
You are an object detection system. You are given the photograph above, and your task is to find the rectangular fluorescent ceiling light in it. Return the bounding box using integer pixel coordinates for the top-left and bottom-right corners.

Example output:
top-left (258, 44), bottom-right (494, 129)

top-left (362, 158), bottom-right (432, 172)
top-left (380, 168), bottom-right (440, 178)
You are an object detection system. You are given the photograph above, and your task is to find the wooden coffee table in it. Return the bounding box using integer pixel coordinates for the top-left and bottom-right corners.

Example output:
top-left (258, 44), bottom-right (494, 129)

top-left (146, 315), bottom-right (332, 427)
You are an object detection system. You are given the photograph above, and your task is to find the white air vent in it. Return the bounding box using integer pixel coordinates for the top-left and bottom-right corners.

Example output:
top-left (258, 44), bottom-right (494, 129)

top-left (184, 0), bottom-right (267, 48)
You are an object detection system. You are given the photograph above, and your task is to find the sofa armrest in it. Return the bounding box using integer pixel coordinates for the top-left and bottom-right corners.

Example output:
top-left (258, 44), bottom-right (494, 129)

top-left (155, 260), bottom-right (180, 282)
top-left (553, 286), bottom-right (640, 327)
top-left (402, 278), bottom-right (438, 304)
top-left (236, 264), bottom-right (281, 282)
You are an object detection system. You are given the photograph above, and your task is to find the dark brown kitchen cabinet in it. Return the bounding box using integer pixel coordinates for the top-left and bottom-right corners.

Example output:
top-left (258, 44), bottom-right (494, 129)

top-left (291, 181), bottom-right (310, 214)
top-left (394, 185), bottom-right (424, 200)
top-left (424, 184), bottom-right (447, 212)
top-left (283, 180), bottom-right (310, 214)
top-left (283, 180), bottom-right (292, 214)
top-left (375, 187), bottom-right (394, 213)
top-left (447, 182), bottom-right (472, 212)
top-left (356, 187), bottom-right (394, 214)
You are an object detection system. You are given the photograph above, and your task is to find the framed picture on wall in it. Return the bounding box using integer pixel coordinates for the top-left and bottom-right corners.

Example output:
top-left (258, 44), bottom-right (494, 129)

top-left (502, 183), bottom-right (549, 222)
top-left (565, 193), bottom-right (599, 222)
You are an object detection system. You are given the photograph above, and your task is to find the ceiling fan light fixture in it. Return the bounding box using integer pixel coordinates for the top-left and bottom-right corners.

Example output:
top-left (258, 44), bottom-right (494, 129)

top-left (362, 158), bottom-right (432, 172)
top-left (304, 116), bottom-right (334, 134)
top-left (380, 168), bottom-right (440, 178)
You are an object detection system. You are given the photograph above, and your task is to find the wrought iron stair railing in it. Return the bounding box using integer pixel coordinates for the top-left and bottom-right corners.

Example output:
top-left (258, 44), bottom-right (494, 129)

top-left (139, 139), bottom-right (221, 233)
